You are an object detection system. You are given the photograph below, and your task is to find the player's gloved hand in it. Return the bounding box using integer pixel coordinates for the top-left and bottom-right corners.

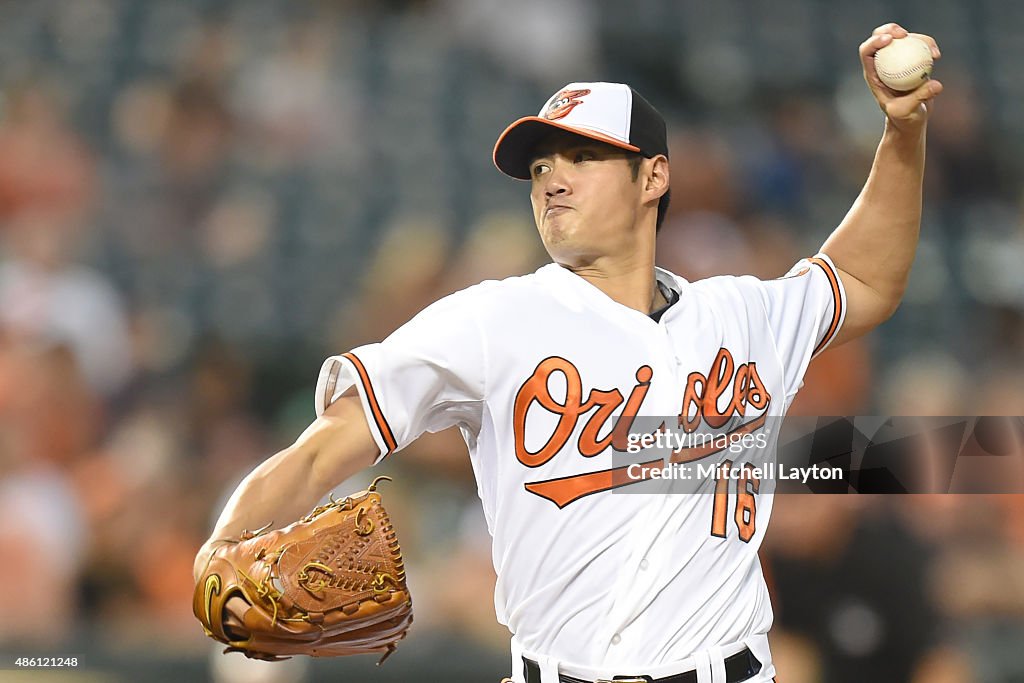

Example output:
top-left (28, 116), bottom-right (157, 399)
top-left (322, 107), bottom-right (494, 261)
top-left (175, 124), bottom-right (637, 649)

top-left (860, 23), bottom-right (943, 132)
top-left (192, 477), bottom-right (413, 662)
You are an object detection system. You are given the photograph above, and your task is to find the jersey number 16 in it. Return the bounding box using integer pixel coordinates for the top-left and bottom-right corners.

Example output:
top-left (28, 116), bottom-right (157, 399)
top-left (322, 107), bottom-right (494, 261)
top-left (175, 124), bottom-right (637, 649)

top-left (710, 460), bottom-right (759, 543)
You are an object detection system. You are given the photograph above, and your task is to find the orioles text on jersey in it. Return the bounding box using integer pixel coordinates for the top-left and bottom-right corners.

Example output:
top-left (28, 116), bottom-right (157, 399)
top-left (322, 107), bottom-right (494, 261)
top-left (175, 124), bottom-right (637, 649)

top-left (513, 347), bottom-right (772, 507)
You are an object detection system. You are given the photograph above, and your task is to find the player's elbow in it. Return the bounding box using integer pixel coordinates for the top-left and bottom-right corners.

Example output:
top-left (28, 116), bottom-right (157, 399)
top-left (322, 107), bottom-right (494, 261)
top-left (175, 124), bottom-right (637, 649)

top-left (836, 280), bottom-right (904, 346)
top-left (876, 291), bottom-right (903, 324)
top-left (862, 287), bottom-right (904, 332)
top-left (841, 266), bottom-right (908, 332)
top-left (878, 275), bottom-right (912, 322)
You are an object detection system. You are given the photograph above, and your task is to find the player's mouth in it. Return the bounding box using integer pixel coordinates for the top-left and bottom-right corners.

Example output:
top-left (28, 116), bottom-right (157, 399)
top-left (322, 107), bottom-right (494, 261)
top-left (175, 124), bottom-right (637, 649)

top-left (545, 203), bottom-right (573, 218)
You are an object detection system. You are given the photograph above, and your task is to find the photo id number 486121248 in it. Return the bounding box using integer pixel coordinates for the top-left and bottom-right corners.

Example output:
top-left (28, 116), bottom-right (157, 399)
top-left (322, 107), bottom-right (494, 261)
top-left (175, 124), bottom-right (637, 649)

top-left (13, 656), bottom-right (79, 668)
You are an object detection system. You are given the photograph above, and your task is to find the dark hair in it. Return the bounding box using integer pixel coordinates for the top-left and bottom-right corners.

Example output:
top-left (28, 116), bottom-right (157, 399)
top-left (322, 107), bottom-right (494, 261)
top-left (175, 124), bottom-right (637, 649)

top-left (628, 155), bottom-right (671, 233)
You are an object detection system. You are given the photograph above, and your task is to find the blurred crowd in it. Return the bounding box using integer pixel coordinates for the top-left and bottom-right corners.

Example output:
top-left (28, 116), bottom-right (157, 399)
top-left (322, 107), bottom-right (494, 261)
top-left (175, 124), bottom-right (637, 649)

top-left (0, 0), bottom-right (1023, 681)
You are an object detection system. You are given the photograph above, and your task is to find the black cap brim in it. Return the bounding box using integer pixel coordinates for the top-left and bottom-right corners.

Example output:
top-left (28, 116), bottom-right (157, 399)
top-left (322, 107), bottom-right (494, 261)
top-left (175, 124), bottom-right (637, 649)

top-left (492, 117), bottom-right (641, 180)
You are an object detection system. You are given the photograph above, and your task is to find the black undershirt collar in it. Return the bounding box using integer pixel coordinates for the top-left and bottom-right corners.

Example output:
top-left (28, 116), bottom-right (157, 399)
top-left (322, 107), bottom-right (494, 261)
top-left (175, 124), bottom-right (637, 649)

top-left (649, 281), bottom-right (680, 322)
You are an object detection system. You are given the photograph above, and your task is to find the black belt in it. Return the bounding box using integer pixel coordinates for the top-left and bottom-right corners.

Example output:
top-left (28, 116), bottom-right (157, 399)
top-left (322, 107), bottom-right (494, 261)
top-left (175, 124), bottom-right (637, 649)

top-left (523, 646), bottom-right (761, 683)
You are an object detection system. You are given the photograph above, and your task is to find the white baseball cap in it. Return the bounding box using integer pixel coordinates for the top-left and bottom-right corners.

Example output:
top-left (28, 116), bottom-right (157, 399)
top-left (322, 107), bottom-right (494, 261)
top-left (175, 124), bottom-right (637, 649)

top-left (493, 81), bottom-right (669, 180)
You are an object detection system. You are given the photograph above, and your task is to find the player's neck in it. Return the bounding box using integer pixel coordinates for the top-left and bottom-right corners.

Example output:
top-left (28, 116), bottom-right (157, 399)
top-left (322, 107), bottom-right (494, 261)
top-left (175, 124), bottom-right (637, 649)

top-left (562, 256), bottom-right (663, 315)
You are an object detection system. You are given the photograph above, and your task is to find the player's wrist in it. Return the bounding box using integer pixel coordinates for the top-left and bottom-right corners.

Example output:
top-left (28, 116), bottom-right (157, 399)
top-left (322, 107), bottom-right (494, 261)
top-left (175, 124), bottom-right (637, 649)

top-left (882, 116), bottom-right (927, 147)
top-left (193, 538), bottom-right (232, 583)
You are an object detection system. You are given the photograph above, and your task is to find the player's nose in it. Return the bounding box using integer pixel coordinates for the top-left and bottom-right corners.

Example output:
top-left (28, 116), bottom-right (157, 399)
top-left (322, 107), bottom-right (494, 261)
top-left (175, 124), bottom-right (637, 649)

top-left (543, 161), bottom-right (572, 198)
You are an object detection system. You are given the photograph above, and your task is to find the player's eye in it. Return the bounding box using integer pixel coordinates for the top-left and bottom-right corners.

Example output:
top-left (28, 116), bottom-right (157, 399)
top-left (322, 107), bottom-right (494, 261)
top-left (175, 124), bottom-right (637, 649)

top-left (573, 150), bottom-right (595, 163)
top-left (531, 162), bottom-right (550, 177)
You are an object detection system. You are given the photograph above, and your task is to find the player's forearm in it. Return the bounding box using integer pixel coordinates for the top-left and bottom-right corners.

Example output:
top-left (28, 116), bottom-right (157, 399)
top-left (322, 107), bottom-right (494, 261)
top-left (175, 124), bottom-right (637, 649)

top-left (821, 121), bottom-right (927, 316)
top-left (205, 399), bottom-right (377, 544)
top-left (207, 439), bottom-right (329, 543)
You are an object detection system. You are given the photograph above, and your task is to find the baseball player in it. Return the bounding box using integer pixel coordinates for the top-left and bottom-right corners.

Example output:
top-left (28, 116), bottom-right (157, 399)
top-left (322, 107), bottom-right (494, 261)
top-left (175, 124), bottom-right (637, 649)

top-left (195, 24), bottom-right (941, 683)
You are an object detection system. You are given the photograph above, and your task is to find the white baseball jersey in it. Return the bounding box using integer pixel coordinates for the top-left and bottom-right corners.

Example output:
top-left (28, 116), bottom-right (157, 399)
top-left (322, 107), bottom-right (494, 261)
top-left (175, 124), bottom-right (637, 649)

top-left (315, 255), bottom-right (845, 677)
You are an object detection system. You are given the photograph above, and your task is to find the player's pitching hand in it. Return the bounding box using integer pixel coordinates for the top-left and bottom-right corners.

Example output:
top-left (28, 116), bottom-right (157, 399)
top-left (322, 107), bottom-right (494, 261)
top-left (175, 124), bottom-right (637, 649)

top-left (860, 23), bottom-right (943, 131)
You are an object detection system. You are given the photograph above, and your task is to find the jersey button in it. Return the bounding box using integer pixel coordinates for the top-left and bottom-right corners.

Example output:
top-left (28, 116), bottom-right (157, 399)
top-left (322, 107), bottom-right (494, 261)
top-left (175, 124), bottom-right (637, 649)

top-left (611, 634), bottom-right (622, 645)
top-left (639, 559), bottom-right (650, 571)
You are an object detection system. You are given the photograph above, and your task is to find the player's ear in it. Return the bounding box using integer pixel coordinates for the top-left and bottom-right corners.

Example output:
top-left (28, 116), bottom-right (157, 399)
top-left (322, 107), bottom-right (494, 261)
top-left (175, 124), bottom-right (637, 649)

top-left (643, 155), bottom-right (670, 204)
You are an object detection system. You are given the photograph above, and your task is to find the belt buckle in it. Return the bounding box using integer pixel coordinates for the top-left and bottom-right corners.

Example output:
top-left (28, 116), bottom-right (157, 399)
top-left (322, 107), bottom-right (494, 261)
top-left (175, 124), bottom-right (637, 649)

top-left (596, 678), bottom-right (651, 683)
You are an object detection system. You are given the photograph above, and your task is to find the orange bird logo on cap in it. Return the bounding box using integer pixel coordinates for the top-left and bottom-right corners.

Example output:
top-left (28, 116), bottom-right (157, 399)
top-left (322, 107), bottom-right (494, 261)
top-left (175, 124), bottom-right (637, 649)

top-left (543, 89), bottom-right (591, 120)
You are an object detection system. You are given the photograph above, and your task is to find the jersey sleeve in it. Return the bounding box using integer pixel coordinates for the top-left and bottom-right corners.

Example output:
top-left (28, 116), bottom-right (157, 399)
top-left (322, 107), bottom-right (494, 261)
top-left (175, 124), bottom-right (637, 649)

top-left (313, 291), bottom-right (487, 464)
top-left (755, 253), bottom-right (846, 399)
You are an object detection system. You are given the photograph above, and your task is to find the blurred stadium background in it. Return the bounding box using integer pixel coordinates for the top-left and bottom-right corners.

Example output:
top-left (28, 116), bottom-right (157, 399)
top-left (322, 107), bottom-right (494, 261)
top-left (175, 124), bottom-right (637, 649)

top-left (0, 0), bottom-right (1023, 681)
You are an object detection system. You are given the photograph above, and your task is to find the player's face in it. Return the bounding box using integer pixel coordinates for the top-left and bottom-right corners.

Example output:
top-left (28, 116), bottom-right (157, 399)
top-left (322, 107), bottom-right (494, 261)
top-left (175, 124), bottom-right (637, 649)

top-left (528, 134), bottom-right (645, 266)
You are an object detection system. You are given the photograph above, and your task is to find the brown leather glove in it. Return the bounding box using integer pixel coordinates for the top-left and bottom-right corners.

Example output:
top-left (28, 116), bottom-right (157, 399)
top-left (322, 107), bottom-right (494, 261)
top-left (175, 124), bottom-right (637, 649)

top-left (193, 476), bottom-right (412, 662)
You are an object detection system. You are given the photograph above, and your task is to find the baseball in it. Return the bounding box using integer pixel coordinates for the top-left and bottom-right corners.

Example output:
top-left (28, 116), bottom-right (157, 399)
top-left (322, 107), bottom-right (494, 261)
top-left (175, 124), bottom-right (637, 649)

top-left (874, 36), bottom-right (933, 92)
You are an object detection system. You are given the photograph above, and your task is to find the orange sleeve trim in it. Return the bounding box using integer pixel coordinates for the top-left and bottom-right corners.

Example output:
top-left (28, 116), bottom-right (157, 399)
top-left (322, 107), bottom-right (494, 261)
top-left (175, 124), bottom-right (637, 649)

top-left (342, 352), bottom-right (398, 455)
top-left (808, 257), bottom-right (843, 356)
